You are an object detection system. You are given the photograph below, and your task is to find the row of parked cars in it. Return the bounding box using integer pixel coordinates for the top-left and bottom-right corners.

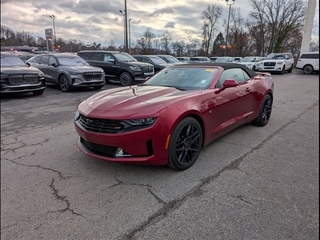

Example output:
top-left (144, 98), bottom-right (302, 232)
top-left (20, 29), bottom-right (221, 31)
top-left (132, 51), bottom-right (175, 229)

top-left (1, 50), bottom-right (318, 96)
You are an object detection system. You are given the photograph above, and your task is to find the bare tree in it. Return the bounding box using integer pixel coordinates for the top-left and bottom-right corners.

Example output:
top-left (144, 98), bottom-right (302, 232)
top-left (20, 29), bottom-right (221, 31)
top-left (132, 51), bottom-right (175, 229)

top-left (248, 0), bottom-right (306, 54)
top-left (201, 4), bottom-right (222, 56)
top-left (136, 28), bottom-right (155, 54)
top-left (161, 31), bottom-right (172, 54)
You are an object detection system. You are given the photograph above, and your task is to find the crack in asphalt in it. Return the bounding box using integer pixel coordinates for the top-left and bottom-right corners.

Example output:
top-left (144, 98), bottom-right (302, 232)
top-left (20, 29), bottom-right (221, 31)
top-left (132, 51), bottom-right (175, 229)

top-left (48, 178), bottom-right (87, 219)
top-left (121, 101), bottom-right (319, 240)
top-left (2, 157), bottom-right (66, 179)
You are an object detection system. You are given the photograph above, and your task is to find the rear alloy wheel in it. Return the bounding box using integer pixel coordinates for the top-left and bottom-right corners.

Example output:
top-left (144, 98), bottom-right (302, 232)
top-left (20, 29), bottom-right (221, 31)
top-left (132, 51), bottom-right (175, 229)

top-left (168, 117), bottom-right (203, 171)
top-left (119, 72), bottom-right (133, 86)
top-left (252, 94), bottom-right (272, 126)
top-left (303, 65), bottom-right (314, 75)
top-left (59, 74), bottom-right (72, 92)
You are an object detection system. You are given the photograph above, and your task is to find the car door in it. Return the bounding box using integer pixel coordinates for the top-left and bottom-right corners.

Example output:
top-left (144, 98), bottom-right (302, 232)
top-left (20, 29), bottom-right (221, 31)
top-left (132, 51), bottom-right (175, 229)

top-left (87, 52), bottom-right (115, 79)
top-left (36, 55), bottom-right (55, 83)
top-left (47, 56), bottom-right (60, 84)
top-left (210, 68), bottom-right (255, 136)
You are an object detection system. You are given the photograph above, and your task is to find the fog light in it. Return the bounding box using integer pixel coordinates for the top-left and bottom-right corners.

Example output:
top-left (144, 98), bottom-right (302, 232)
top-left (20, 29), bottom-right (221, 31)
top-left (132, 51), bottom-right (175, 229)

top-left (115, 148), bottom-right (131, 157)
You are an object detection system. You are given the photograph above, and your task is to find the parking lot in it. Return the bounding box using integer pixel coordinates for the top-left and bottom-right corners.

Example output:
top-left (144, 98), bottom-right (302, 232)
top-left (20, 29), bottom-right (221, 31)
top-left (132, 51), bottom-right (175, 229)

top-left (1, 71), bottom-right (319, 240)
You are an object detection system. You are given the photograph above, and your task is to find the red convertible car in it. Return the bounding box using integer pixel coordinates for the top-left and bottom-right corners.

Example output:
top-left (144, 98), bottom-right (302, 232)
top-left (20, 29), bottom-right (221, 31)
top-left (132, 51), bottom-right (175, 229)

top-left (74, 63), bottom-right (274, 170)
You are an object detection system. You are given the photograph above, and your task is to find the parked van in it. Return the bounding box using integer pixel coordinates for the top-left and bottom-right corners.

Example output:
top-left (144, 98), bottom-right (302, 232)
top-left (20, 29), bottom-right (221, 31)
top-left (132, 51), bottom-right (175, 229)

top-left (296, 52), bottom-right (319, 74)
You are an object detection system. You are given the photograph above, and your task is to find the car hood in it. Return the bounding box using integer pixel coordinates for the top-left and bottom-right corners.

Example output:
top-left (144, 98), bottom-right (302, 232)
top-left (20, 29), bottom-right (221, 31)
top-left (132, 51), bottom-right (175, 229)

top-left (262, 59), bottom-right (285, 62)
top-left (84, 85), bottom-right (201, 112)
top-left (1, 65), bottom-right (42, 74)
top-left (126, 61), bottom-right (153, 67)
top-left (238, 62), bottom-right (254, 64)
top-left (59, 65), bottom-right (103, 72)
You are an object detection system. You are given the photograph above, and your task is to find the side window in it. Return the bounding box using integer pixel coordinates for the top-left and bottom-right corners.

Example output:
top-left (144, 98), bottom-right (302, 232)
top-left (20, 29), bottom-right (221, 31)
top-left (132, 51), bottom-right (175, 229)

top-left (103, 53), bottom-right (114, 62)
top-left (142, 57), bottom-right (152, 64)
top-left (34, 56), bottom-right (41, 63)
top-left (90, 53), bottom-right (104, 61)
top-left (48, 56), bottom-right (58, 66)
top-left (216, 68), bottom-right (251, 87)
top-left (40, 55), bottom-right (49, 65)
top-left (78, 52), bottom-right (90, 60)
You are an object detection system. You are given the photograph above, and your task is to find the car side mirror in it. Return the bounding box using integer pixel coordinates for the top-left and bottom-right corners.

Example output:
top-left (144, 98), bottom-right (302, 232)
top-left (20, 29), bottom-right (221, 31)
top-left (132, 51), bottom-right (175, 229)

top-left (25, 62), bottom-right (30, 67)
top-left (51, 63), bottom-right (58, 67)
top-left (223, 79), bottom-right (238, 88)
top-left (108, 59), bottom-right (115, 63)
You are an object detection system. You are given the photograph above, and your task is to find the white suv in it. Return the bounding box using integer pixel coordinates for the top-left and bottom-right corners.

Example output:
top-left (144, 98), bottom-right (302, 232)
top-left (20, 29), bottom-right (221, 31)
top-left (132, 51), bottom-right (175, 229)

top-left (259, 53), bottom-right (294, 74)
top-left (295, 52), bottom-right (319, 74)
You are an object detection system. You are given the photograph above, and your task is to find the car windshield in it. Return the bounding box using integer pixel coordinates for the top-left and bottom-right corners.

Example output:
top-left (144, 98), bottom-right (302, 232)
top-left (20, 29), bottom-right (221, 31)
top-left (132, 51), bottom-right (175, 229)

top-left (114, 52), bottom-right (137, 62)
top-left (143, 67), bottom-right (217, 90)
top-left (215, 57), bottom-right (230, 62)
top-left (1, 55), bottom-right (25, 66)
top-left (162, 56), bottom-right (180, 63)
top-left (150, 56), bottom-right (167, 64)
top-left (266, 54), bottom-right (285, 60)
top-left (241, 57), bottom-right (256, 62)
top-left (57, 56), bottom-right (89, 66)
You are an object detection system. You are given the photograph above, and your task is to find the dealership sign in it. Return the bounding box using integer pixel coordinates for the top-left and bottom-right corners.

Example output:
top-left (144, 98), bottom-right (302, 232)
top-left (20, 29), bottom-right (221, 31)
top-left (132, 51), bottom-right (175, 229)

top-left (45, 29), bottom-right (53, 40)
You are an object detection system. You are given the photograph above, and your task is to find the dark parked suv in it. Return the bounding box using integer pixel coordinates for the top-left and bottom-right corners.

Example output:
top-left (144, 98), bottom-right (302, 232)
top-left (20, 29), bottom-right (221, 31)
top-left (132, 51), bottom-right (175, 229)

top-left (77, 51), bottom-right (154, 86)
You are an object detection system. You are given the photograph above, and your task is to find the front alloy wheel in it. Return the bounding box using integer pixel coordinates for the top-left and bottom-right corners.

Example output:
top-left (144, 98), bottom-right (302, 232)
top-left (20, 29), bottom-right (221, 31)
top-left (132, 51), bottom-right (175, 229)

top-left (59, 74), bottom-right (72, 92)
top-left (252, 94), bottom-right (272, 126)
top-left (168, 117), bottom-right (203, 171)
top-left (119, 72), bottom-right (133, 86)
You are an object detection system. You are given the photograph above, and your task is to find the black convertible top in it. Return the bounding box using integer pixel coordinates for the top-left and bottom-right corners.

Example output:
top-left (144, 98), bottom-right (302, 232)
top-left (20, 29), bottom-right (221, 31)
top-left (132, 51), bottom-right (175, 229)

top-left (175, 62), bottom-right (258, 78)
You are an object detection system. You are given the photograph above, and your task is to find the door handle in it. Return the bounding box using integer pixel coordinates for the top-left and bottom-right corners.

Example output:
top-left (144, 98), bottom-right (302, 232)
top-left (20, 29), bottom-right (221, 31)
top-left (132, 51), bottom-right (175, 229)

top-left (245, 87), bottom-right (252, 92)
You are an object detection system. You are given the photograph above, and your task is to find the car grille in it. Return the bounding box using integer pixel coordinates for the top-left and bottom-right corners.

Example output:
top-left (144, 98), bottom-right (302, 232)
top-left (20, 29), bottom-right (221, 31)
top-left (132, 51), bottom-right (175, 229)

top-left (142, 66), bottom-right (154, 74)
top-left (8, 74), bottom-right (39, 86)
top-left (79, 114), bottom-right (124, 133)
top-left (83, 72), bottom-right (103, 81)
top-left (81, 138), bottom-right (118, 157)
top-left (263, 62), bottom-right (276, 67)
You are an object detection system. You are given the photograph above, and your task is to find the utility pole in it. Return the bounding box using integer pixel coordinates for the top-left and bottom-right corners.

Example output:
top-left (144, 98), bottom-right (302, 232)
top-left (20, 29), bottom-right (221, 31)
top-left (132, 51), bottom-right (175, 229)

top-left (124, 0), bottom-right (128, 52)
top-left (300, 0), bottom-right (316, 55)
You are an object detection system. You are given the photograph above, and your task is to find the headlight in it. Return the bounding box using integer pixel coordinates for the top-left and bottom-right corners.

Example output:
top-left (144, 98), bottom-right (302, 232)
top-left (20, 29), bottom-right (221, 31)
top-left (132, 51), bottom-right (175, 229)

top-left (38, 72), bottom-right (44, 77)
top-left (276, 62), bottom-right (283, 65)
top-left (129, 66), bottom-right (142, 71)
top-left (124, 117), bottom-right (157, 126)
top-left (68, 70), bottom-right (79, 75)
top-left (75, 111), bottom-right (80, 121)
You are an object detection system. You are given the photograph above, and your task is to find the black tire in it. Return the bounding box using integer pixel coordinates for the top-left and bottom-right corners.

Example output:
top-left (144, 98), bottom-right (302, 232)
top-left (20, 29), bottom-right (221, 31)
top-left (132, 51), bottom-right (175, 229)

top-left (119, 72), bottom-right (133, 86)
top-left (33, 89), bottom-right (45, 95)
top-left (59, 74), bottom-right (72, 92)
top-left (252, 94), bottom-right (272, 126)
top-left (167, 117), bottom-right (203, 171)
top-left (252, 65), bottom-right (256, 71)
top-left (280, 66), bottom-right (285, 75)
top-left (288, 64), bottom-right (293, 73)
top-left (303, 65), bottom-right (314, 75)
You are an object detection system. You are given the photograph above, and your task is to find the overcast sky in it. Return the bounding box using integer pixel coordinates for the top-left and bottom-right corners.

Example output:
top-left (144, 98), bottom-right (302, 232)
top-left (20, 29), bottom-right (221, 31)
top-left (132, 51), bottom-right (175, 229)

top-left (1, 0), bottom-right (319, 48)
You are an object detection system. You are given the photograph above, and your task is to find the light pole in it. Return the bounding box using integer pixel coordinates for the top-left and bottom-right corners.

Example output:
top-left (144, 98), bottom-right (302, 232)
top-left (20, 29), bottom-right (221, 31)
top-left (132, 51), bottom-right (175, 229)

top-left (129, 19), bottom-right (132, 54)
top-left (119, 10), bottom-right (126, 50)
top-left (224, 0), bottom-right (235, 56)
top-left (49, 15), bottom-right (56, 51)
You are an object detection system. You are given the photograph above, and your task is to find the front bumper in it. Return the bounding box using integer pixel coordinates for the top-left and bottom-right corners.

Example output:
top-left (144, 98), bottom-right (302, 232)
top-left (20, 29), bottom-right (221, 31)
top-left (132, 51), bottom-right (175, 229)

top-left (70, 73), bottom-right (106, 87)
top-left (1, 82), bottom-right (46, 94)
top-left (74, 119), bottom-right (168, 166)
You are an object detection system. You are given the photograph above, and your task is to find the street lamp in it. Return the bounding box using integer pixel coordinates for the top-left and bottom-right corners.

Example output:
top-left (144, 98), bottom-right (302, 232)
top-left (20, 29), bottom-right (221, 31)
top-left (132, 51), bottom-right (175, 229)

top-left (224, 0), bottom-right (235, 56)
top-left (129, 19), bottom-right (132, 54)
top-left (49, 15), bottom-right (56, 50)
top-left (119, 10), bottom-right (126, 50)
top-left (119, 0), bottom-right (128, 52)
